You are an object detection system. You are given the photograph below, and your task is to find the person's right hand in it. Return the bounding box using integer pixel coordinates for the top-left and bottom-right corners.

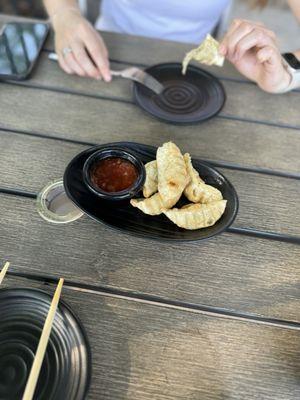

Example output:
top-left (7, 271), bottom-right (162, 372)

top-left (219, 19), bottom-right (293, 93)
top-left (52, 8), bottom-right (111, 81)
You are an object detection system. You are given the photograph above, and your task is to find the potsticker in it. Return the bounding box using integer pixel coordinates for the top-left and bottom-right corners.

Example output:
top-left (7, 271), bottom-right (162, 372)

top-left (143, 160), bottom-right (158, 198)
top-left (182, 34), bottom-right (224, 75)
top-left (157, 142), bottom-right (190, 208)
top-left (130, 193), bottom-right (166, 216)
top-left (164, 200), bottom-right (227, 230)
top-left (184, 153), bottom-right (223, 203)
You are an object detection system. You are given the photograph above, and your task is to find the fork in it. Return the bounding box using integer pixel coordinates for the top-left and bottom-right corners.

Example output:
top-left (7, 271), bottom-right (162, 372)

top-left (48, 52), bottom-right (164, 95)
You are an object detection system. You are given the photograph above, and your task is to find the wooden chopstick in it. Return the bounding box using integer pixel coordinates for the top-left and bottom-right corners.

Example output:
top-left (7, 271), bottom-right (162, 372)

top-left (22, 278), bottom-right (64, 400)
top-left (0, 261), bottom-right (10, 285)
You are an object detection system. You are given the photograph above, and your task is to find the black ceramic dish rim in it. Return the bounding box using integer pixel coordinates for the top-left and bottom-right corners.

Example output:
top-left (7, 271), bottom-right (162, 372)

top-left (83, 146), bottom-right (146, 201)
top-left (0, 287), bottom-right (92, 400)
top-left (64, 142), bottom-right (239, 243)
top-left (132, 62), bottom-right (227, 125)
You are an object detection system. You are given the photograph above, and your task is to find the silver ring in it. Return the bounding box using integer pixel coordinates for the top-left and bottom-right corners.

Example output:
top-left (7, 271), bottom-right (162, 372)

top-left (62, 47), bottom-right (73, 57)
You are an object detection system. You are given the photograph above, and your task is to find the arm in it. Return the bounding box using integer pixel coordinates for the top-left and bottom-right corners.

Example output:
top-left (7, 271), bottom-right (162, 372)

top-left (43, 0), bottom-right (111, 81)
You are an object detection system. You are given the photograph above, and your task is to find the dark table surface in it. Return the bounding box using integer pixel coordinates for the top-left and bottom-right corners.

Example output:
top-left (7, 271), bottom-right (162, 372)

top-left (0, 14), bottom-right (300, 400)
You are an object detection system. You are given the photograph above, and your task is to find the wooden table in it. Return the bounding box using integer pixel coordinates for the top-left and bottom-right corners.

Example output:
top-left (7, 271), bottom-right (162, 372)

top-left (1, 14), bottom-right (300, 399)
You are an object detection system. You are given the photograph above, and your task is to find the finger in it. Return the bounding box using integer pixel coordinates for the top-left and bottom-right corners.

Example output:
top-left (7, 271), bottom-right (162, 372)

top-left (236, 19), bottom-right (265, 28)
top-left (233, 29), bottom-right (275, 62)
top-left (220, 19), bottom-right (242, 55)
top-left (220, 19), bottom-right (265, 56)
top-left (64, 52), bottom-right (86, 76)
top-left (71, 41), bottom-right (101, 79)
top-left (256, 45), bottom-right (282, 70)
top-left (58, 55), bottom-right (73, 74)
top-left (223, 23), bottom-right (255, 59)
top-left (84, 34), bottom-right (111, 82)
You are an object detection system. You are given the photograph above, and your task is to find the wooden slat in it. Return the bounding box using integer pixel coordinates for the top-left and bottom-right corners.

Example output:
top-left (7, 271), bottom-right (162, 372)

top-left (1, 194), bottom-right (299, 322)
top-left (27, 52), bottom-right (135, 99)
top-left (0, 85), bottom-right (299, 175)
top-left (24, 53), bottom-right (300, 127)
top-left (2, 275), bottom-right (300, 400)
top-left (0, 131), bottom-right (299, 236)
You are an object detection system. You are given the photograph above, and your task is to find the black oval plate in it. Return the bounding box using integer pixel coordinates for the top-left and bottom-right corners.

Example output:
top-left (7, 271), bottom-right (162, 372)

top-left (133, 63), bottom-right (226, 124)
top-left (0, 288), bottom-right (91, 400)
top-left (64, 142), bottom-right (238, 242)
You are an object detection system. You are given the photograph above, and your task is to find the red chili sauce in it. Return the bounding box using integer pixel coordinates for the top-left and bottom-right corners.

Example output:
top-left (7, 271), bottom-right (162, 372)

top-left (90, 157), bottom-right (139, 193)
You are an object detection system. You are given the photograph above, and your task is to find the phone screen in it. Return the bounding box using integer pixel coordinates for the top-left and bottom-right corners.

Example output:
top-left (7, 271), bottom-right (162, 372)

top-left (0, 22), bottom-right (49, 80)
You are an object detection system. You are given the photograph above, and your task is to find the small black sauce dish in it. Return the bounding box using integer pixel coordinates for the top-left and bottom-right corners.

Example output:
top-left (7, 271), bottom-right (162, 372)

top-left (83, 147), bottom-right (146, 201)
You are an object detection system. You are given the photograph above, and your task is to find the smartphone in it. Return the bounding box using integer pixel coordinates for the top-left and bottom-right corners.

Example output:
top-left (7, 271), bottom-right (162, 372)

top-left (0, 21), bottom-right (49, 80)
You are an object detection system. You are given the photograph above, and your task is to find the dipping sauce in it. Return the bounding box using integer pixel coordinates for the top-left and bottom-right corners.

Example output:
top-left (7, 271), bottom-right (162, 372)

top-left (90, 157), bottom-right (139, 193)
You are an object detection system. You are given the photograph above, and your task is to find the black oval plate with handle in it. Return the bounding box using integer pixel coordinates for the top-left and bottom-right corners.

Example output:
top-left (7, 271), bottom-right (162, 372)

top-left (64, 142), bottom-right (238, 242)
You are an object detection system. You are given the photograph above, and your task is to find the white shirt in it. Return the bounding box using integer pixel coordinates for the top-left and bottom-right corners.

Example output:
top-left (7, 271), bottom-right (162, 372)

top-left (95, 0), bottom-right (230, 44)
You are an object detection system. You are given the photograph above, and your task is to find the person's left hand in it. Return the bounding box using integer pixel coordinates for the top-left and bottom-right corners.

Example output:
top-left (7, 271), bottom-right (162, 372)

top-left (219, 19), bottom-right (291, 93)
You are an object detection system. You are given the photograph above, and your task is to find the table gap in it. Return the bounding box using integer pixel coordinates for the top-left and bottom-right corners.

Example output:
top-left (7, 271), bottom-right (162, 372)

top-left (0, 125), bottom-right (299, 180)
top-left (3, 81), bottom-right (300, 131)
top-left (0, 189), bottom-right (299, 245)
top-left (4, 269), bottom-right (300, 331)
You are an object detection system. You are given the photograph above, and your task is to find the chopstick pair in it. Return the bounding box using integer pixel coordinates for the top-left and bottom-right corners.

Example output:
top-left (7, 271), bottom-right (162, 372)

top-left (22, 278), bottom-right (64, 400)
top-left (0, 262), bottom-right (64, 400)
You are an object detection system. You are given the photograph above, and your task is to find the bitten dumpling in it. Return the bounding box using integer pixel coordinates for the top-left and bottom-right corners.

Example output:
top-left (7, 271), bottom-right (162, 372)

top-left (182, 34), bottom-right (224, 75)
top-left (184, 153), bottom-right (223, 204)
top-left (130, 193), bottom-right (166, 216)
top-left (143, 160), bottom-right (158, 198)
top-left (164, 200), bottom-right (227, 230)
top-left (157, 142), bottom-right (190, 208)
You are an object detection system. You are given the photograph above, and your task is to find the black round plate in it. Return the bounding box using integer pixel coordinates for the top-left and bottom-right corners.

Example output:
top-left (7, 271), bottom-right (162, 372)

top-left (133, 63), bottom-right (226, 124)
top-left (0, 288), bottom-right (91, 400)
top-left (64, 142), bottom-right (238, 242)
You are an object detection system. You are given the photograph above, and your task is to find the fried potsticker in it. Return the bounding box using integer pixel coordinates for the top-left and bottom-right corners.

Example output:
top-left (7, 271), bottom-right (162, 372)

top-left (157, 142), bottom-right (190, 208)
top-left (130, 193), bottom-right (166, 216)
top-left (164, 200), bottom-right (227, 230)
top-left (182, 34), bottom-right (224, 75)
top-left (184, 153), bottom-right (223, 204)
top-left (143, 160), bottom-right (158, 198)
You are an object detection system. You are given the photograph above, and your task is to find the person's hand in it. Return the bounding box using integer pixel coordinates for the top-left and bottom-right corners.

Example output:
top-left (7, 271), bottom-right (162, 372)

top-left (219, 19), bottom-right (291, 93)
top-left (52, 7), bottom-right (111, 81)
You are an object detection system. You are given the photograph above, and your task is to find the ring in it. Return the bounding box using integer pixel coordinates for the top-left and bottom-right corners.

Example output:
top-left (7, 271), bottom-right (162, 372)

top-left (62, 47), bottom-right (73, 57)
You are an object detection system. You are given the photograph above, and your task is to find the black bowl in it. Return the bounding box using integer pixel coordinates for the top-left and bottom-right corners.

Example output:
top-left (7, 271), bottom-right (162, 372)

top-left (83, 147), bottom-right (146, 201)
top-left (133, 63), bottom-right (226, 124)
top-left (0, 288), bottom-right (91, 400)
top-left (64, 142), bottom-right (239, 242)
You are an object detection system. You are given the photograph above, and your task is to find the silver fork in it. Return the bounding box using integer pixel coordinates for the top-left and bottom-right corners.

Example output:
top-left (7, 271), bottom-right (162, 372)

top-left (48, 52), bottom-right (164, 95)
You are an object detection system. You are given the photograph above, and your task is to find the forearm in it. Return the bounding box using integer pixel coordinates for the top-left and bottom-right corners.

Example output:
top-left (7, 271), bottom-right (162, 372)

top-left (43, 0), bottom-right (80, 18)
